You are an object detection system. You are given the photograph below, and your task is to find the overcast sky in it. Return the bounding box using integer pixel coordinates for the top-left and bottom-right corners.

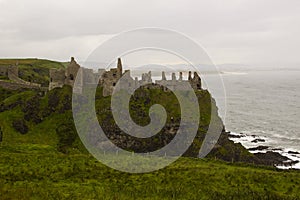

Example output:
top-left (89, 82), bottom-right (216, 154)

top-left (0, 0), bottom-right (300, 67)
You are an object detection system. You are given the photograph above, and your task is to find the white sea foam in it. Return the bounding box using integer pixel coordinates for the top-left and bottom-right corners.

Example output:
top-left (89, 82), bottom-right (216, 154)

top-left (228, 132), bottom-right (300, 169)
top-left (217, 70), bottom-right (300, 161)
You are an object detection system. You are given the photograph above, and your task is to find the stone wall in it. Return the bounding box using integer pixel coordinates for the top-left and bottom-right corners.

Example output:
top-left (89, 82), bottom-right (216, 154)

top-left (0, 80), bottom-right (41, 90)
top-left (49, 68), bottom-right (66, 90)
top-left (0, 64), bottom-right (41, 89)
top-left (7, 65), bottom-right (18, 80)
top-left (0, 65), bottom-right (18, 79)
top-left (49, 57), bottom-right (97, 91)
top-left (155, 71), bottom-right (202, 91)
top-left (0, 66), bottom-right (8, 77)
top-left (65, 57), bottom-right (80, 87)
top-left (48, 57), bottom-right (202, 96)
top-left (188, 71), bottom-right (201, 90)
top-left (101, 58), bottom-right (123, 97)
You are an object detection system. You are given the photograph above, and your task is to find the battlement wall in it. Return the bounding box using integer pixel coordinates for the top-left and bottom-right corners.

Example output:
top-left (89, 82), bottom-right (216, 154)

top-left (48, 57), bottom-right (202, 97)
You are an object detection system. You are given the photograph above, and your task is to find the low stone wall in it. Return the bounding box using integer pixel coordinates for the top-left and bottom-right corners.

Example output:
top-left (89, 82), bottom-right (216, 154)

top-left (7, 70), bottom-right (40, 87)
top-left (0, 80), bottom-right (41, 90)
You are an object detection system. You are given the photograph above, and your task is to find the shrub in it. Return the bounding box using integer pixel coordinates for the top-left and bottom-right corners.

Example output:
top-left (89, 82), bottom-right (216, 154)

top-left (56, 117), bottom-right (77, 153)
top-left (12, 119), bottom-right (28, 134)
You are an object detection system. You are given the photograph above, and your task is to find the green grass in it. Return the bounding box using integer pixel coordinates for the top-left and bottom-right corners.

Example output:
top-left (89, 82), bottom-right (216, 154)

top-left (0, 58), bottom-right (67, 87)
top-left (2, 90), bottom-right (36, 106)
top-left (0, 58), bottom-right (66, 69)
top-left (0, 79), bottom-right (300, 199)
top-left (0, 144), bottom-right (299, 199)
top-left (0, 87), bottom-right (21, 102)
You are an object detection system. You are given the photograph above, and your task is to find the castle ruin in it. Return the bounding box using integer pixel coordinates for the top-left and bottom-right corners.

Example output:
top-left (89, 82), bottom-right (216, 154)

top-left (49, 57), bottom-right (202, 96)
top-left (49, 57), bottom-right (82, 90)
top-left (0, 63), bottom-right (41, 90)
top-left (0, 64), bottom-right (20, 81)
top-left (101, 58), bottom-right (123, 97)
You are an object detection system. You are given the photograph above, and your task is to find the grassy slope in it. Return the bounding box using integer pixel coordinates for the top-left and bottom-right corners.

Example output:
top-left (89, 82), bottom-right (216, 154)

top-left (0, 144), bottom-right (299, 200)
top-left (0, 86), bottom-right (299, 199)
top-left (0, 58), bottom-right (299, 199)
top-left (0, 58), bottom-right (67, 87)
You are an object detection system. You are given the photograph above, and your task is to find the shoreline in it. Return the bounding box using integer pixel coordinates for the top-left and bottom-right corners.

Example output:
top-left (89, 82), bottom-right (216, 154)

top-left (228, 132), bottom-right (300, 169)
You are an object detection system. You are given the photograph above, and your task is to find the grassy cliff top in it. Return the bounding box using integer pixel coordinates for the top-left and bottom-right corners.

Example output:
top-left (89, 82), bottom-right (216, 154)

top-left (0, 58), bottom-right (68, 87)
top-left (0, 61), bottom-right (299, 199)
top-left (0, 58), bottom-right (68, 69)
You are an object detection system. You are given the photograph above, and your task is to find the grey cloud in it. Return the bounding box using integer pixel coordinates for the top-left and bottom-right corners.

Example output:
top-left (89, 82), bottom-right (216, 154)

top-left (0, 0), bottom-right (299, 66)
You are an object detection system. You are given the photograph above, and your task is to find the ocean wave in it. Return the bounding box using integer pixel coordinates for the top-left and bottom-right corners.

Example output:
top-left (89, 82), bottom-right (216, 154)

top-left (228, 131), bottom-right (300, 169)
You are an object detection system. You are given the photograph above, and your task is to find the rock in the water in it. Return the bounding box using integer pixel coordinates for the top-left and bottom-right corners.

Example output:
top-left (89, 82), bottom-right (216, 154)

top-left (288, 151), bottom-right (300, 155)
top-left (228, 133), bottom-right (244, 138)
top-left (248, 146), bottom-right (269, 151)
top-left (271, 148), bottom-right (283, 151)
top-left (251, 138), bottom-right (265, 143)
top-left (254, 151), bottom-right (290, 166)
top-left (278, 160), bottom-right (299, 167)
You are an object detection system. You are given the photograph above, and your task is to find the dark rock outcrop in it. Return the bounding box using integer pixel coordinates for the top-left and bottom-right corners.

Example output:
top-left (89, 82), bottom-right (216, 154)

top-left (251, 138), bottom-right (266, 143)
top-left (288, 151), bottom-right (300, 155)
top-left (248, 146), bottom-right (269, 151)
top-left (228, 134), bottom-right (244, 138)
top-left (12, 119), bottom-right (28, 134)
top-left (255, 151), bottom-right (297, 166)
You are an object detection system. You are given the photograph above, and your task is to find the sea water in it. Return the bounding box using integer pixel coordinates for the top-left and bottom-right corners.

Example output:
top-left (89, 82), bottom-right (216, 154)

top-left (207, 68), bottom-right (300, 168)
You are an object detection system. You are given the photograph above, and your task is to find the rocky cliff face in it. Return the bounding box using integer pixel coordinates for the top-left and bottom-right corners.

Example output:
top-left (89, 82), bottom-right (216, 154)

top-left (92, 85), bottom-right (258, 161)
top-left (0, 84), bottom-right (291, 166)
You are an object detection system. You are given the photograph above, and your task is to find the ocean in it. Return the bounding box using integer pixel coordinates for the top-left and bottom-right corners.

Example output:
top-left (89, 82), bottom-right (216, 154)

top-left (144, 68), bottom-right (300, 168)
top-left (206, 68), bottom-right (300, 168)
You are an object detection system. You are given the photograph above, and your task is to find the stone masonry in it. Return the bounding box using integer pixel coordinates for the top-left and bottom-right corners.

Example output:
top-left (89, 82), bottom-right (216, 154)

top-left (0, 63), bottom-right (41, 90)
top-left (49, 57), bottom-right (202, 96)
top-left (101, 58), bottom-right (123, 97)
top-left (0, 65), bottom-right (19, 80)
top-left (49, 57), bottom-right (81, 90)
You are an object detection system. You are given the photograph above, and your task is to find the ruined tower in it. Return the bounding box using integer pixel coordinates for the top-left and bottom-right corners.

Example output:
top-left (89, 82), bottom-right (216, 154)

top-left (188, 71), bottom-right (202, 90)
top-left (48, 57), bottom-right (202, 95)
top-left (65, 57), bottom-right (80, 87)
top-left (49, 68), bottom-right (66, 90)
top-left (49, 57), bottom-right (81, 90)
top-left (117, 58), bottom-right (122, 75)
top-left (102, 58), bottom-right (124, 97)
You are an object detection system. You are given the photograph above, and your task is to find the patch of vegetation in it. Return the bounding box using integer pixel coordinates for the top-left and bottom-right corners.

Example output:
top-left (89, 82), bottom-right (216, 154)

top-left (0, 145), bottom-right (299, 199)
top-left (0, 58), bottom-right (66, 87)
top-left (0, 87), bottom-right (22, 102)
top-left (12, 119), bottom-right (28, 134)
top-left (0, 80), bottom-right (299, 199)
top-left (56, 114), bottom-right (78, 153)
top-left (0, 75), bottom-right (9, 80)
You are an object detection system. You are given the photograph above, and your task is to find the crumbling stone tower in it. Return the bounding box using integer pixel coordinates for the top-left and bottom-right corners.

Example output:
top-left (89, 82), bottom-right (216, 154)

top-left (65, 57), bottom-right (80, 87)
top-left (49, 68), bottom-right (66, 90)
top-left (48, 57), bottom-right (202, 96)
top-left (188, 71), bottom-right (201, 90)
top-left (49, 57), bottom-right (80, 90)
top-left (102, 58), bottom-right (123, 97)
